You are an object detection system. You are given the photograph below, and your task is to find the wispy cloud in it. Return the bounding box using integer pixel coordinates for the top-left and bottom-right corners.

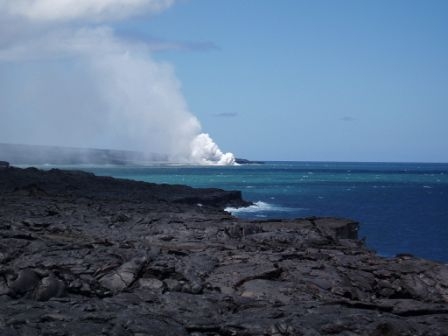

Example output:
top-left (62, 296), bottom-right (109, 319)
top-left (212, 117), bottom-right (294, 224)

top-left (0, 0), bottom-right (175, 23)
top-left (214, 112), bottom-right (238, 118)
top-left (340, 116), bottom-right (356, 122)
top-left (155, 40), bottom-right (219, 53)
top-left (116, 32), bottom-right (220, 53)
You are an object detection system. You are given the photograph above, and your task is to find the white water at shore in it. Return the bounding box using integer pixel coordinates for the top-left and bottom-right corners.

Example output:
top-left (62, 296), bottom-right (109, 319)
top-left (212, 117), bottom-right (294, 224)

top-left (225, 201), bottom-right (295, 216)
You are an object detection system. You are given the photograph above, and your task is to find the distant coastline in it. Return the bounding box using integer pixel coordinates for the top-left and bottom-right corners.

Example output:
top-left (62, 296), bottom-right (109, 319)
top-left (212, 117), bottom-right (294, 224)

top-left (0, 143), bottom-right (263, 166)
top-left (0, 142), bottom-right (168, 165)
top-left (0, 143), bottom-right (264, 165)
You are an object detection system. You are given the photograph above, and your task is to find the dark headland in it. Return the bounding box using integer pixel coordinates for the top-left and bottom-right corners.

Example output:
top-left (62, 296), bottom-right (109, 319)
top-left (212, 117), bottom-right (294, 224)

top-left (0, 143), bottom-right (168, 165)
top-left (1, 163), bottom-right (447, 335)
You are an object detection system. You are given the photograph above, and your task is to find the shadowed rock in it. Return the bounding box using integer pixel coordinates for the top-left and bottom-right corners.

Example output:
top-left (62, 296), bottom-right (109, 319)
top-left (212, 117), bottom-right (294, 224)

top-left (35, 274), bottom-right (65, 301)
top-left (8, 269), bottom-right (40, 298)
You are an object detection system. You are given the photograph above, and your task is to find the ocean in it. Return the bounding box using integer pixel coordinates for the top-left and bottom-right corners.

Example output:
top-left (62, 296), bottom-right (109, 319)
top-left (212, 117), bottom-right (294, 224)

top-left (46, 161), bottom-right (448, 263)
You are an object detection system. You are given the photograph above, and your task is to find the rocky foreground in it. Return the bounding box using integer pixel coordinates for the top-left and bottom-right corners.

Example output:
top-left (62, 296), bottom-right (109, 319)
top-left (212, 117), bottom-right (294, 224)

top-left (0, 165), bottom-right (447, 336)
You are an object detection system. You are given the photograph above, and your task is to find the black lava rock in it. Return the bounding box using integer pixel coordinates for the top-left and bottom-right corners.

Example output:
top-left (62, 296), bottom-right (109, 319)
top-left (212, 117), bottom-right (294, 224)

top-left (0, 166), bottom-right (447, 335)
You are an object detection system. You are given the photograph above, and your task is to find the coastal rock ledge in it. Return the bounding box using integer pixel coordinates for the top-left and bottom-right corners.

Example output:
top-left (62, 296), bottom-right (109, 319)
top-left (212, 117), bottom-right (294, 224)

top-left (0, 165), bottom-right (447, 335)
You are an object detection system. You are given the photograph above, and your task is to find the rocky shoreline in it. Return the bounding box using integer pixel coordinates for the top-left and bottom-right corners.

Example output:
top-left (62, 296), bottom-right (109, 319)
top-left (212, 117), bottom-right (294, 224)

top-left (1, 164), bottom-right (447, 335)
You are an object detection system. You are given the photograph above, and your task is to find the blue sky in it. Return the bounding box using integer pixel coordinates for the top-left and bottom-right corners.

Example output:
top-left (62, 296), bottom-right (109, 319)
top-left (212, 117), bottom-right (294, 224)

top-left (116, 0), bottom-right (448, 162)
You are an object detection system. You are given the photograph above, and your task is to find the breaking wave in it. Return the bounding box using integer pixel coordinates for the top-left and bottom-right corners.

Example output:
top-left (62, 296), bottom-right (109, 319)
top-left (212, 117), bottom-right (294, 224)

top-left (225, 201), bottom-right (292, 215)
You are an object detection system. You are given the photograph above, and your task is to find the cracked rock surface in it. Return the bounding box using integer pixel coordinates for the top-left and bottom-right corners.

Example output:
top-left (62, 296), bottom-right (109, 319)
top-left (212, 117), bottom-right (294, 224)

top-left (0, 165), bottom-right (447, 335)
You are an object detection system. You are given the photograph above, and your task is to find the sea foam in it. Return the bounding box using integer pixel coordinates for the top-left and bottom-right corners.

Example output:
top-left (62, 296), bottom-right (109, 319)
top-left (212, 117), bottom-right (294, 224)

top-left (225, 201), bottom-right (290, 215)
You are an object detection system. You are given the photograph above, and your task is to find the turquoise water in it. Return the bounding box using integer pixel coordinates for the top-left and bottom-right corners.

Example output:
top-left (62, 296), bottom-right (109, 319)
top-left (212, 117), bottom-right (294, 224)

top-left (49, 162), bottom-right (448, 262)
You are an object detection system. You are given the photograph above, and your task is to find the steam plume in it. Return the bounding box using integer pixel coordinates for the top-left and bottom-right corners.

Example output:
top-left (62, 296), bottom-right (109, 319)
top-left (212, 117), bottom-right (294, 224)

top-left (190, 133), bottom-right (235, 165)
top-left (0, 0), bottom-right (235, 165)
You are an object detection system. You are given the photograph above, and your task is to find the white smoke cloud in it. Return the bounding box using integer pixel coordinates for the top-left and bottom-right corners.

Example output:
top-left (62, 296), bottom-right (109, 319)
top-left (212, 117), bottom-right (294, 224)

top-left (0, 0), bottom-right (235, 165)
top-left (190, 133), bottom-right (235, 165)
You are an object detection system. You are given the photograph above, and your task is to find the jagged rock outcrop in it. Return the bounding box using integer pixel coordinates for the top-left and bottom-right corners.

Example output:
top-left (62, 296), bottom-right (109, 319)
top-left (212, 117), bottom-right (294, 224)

top-left (0, 165), bottom-right (447, 335)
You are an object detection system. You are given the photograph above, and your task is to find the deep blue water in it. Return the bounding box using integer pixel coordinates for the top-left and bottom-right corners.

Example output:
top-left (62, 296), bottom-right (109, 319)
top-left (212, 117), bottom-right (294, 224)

top-left (44, 162), bottom-right (448, 262)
